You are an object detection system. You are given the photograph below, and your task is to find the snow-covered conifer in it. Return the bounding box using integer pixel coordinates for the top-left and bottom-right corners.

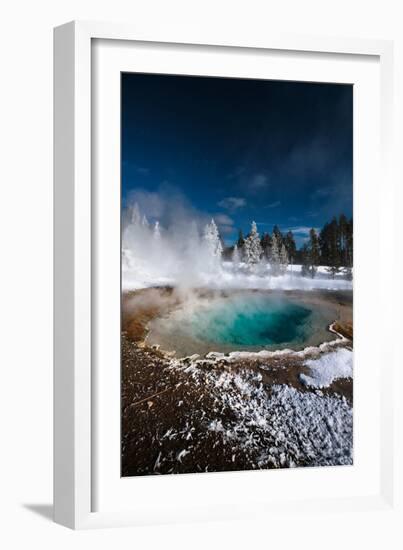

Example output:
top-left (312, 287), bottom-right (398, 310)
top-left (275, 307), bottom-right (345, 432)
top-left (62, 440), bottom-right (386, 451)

top-left (243, 221), bottom-right (263, 266)
top-left (203, 219), bottom-right (223, 259)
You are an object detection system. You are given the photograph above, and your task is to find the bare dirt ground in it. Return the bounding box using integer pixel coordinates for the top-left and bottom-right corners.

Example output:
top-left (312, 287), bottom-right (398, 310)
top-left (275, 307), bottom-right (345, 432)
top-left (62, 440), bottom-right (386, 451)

top-left (122, 334), bottom-right (247, 476)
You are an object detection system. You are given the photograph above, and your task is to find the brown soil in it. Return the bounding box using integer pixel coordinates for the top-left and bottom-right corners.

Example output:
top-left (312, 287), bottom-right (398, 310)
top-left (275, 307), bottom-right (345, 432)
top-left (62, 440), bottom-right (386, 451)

top-left (333, 320), bottom-right (353, 341)
top-left (122, 287), bottom-right (179, 342)
top-left (121, 333), bottom-right (258, 476)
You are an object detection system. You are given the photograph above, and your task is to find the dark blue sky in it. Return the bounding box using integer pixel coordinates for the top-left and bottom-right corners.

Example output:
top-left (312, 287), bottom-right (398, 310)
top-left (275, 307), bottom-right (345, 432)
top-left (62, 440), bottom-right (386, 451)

top-left (122, 73), bottom-right (352, 247)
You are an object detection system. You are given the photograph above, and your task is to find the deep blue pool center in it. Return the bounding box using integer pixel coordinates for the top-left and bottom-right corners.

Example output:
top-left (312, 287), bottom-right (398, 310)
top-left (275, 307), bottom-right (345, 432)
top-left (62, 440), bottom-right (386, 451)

top-left (188, 295), bottom-right (312, 346)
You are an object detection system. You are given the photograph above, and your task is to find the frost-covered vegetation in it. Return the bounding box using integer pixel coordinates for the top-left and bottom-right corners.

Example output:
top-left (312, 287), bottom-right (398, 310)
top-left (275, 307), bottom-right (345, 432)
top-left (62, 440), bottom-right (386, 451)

top-left (122, 202), bottom-right (353, 290)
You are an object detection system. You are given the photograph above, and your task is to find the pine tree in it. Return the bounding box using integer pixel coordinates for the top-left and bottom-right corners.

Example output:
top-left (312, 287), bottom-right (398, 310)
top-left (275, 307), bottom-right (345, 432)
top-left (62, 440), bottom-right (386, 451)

top-left (236, 229), bottom-right (245, 260)
top-left (271, 225), bottom-right (284, 275)
top-left (279, 243), bottom-right (289, 275)
top-left (347, 218), bottom-right (353, 266)
top-left (301, 243), bottom-right (310, 277)
top-left (338, 216), bottom-right (353, 279)
top-left (318, 215), bottom-right (353, 278)
top-left (338, 214), bottom-right (348, 266)
top-left (308, 228), bottom-right (320, 278)
top-left (260, 232), bottom-right (271, 258)
top-left (272, 225), bottom-right (283, 246)
top-left (326, 217), bottom-right (341, 278)
top-left (319, 222), bottom-right (331, 265)
top-left (300, 228), bottom-right (320, 278)
top-left (285, 231), bottom-right (296, 264)
top-left (203, 219), bottom-right (223, 259)
top-left (270, 232), bottom-right (281, 275)
top-left (343, 217), bottom-right (353, 280)
top-left (243, 221), bottom-right (263, 266)
top-left (237, 229), bottom-right (245, 248)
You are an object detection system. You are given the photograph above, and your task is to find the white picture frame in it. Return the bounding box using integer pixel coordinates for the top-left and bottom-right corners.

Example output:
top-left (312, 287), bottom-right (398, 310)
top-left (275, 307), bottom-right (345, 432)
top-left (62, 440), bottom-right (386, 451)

top-left (54, 20), bottom-right (396, 529)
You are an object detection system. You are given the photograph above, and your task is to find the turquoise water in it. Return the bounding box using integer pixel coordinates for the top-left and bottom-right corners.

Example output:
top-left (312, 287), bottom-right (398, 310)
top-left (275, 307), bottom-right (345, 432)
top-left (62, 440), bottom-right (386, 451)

top-left (188, 296), bottom-right (311, 346)
top-left (147, 291), bottom-right (339, 357)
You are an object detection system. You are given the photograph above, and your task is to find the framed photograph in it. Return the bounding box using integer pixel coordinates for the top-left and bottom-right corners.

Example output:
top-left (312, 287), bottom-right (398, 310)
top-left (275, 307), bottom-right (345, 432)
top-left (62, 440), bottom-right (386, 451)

top-left (54, 21), bottom-right (396, 529)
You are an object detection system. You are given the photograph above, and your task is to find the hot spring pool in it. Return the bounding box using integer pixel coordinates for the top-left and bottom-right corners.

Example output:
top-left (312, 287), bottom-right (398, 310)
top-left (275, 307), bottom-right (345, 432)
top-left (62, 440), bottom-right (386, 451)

top-left (146, 290), bottom-right (342, 357)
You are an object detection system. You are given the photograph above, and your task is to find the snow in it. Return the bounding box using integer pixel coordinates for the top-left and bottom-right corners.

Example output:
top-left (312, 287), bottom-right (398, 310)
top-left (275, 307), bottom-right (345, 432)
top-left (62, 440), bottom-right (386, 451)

top-left (171, 359), bottom-right (352, 467)
top-left (300, 348), bottom-right (353, 388)
top-left (214, 262), bottom-right (352, 291)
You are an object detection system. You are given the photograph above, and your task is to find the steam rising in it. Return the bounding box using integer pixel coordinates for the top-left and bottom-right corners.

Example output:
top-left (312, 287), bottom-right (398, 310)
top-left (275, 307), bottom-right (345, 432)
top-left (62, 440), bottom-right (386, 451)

top-left (122, 195), bottom-right (222, 290)
top-left (122, 193), bottom-right (353, 292)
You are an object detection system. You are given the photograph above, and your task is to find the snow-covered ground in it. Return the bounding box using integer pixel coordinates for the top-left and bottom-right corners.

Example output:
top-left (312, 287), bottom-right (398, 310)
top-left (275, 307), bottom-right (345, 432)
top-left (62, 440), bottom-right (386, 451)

top-left (123, 252), bottom-right (353, 291)
top-left (173, 360), bottom-right (352, 468)
top-left (206, 262), bottom-right (352, 291)
top-left (300, 348), bottom-right (353, 388)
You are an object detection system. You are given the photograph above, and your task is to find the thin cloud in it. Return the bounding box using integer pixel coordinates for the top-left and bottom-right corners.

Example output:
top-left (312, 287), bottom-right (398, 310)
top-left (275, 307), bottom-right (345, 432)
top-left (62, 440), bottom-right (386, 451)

top-left (214, 213), bottom-right (234, 225)
top-left (283, 226), bottom-right (319, 235)
top-left (214, 213), bottom-right (235, 235)
top-left (249, 173), bottom-right (269, 192)
top-left (217, 196), bottom-right (246, 212)
top-left (265, 200), bottom-right (281, 209)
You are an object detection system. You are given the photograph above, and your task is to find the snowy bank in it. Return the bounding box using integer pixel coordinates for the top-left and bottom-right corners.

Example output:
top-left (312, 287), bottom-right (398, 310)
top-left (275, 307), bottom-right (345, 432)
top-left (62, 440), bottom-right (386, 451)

top-left (300, 348), bottom-right (353, 388)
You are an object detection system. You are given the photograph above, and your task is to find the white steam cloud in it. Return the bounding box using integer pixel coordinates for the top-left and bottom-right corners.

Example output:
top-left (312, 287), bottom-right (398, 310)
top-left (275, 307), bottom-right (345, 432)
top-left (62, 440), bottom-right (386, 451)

top-left (122, 188), bottom-right (224, 289)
